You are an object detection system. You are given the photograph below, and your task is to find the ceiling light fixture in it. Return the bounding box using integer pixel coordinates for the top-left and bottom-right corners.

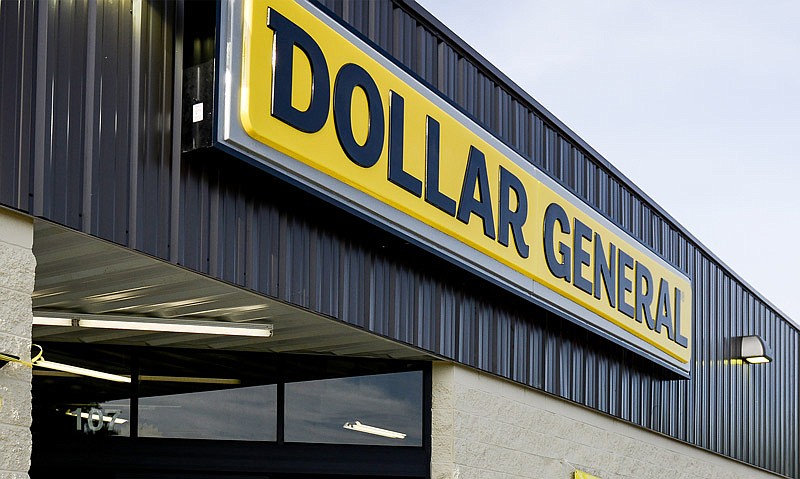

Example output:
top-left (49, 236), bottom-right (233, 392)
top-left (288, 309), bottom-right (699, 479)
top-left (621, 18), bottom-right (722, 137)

top-left (138, 375), bottom-right (241, 385)
top-left (30, 316), bottom-right (73, 327)
top-left (343, 420), bottom-right (406, 439)
top-left (35, 359), bottom-right (132, 383)
top-left (2, 345), bottom-right (132, 383)
top-left (32, 313), bottom-right (273, 338)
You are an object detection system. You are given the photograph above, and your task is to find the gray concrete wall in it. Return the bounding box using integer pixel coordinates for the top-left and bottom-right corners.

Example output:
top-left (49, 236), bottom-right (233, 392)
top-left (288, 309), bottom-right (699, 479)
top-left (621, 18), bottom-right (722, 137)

top-left (431, 363), bottom-right (784, 479)
top-left (0, 209), bottom-right (35, 479)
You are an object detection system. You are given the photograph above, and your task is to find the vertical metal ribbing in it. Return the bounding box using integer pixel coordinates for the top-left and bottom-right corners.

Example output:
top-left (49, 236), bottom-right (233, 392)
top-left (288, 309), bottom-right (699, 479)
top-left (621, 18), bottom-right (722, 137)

top-left (1, 0), bottom-right (797, 476)
top-left (32, 0), bottom-right (48, 217)
top-left (129, 0), bottom-right (142, 249)
top-left (81, 0), bottom-right (97, 232)
top-left (170, 0), bottom-right (185, 264)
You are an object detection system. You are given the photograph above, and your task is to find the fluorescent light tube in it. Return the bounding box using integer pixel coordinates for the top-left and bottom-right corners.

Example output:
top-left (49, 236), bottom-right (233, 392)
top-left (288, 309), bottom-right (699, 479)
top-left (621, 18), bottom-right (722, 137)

top-left (32, 316), bottom-right (74, 327)
top-left (77, 318), bottom-right (273, 337)
top-left (33, 314), bottom-right (273, 338)
top-left (35, 359), bottom-right (131, 383)
top-left (343, 420), bottom-right (406, 439)
top-left (138, 375), bottom-right (241, 385)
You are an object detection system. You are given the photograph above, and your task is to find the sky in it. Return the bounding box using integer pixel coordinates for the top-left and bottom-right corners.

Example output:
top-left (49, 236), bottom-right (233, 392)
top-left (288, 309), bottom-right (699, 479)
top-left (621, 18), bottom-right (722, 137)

top-left (417, 0), bottom-right (800, 325)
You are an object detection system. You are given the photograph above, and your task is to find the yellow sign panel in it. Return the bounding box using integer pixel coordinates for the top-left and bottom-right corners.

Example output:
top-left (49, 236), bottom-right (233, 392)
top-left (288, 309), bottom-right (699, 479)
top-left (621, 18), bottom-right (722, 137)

top-left (574, 471), bottom-right (602, 479)
top-left (238, 0), bottom-right (692, 364)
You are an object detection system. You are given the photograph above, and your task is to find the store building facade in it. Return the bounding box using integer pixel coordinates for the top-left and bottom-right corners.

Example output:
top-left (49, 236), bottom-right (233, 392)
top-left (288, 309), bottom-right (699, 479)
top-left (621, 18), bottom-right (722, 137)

top-left (0, 1), bottom-right (796, 478)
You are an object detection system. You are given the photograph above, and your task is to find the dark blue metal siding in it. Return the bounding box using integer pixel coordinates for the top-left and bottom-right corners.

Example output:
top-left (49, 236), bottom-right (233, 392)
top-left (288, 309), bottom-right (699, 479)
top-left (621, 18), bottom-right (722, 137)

top-left (0, 0), bottom-right (797, 476)
top-left (0, 0), bottom-right (176, 252)
top-left (91, 0), bottom-right (134, 245)
top-left (0, 0), bottom-right (37, 212)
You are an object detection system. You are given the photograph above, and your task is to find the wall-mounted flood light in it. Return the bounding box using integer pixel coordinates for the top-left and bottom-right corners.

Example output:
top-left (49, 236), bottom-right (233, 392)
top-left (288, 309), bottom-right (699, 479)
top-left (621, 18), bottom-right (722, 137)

top-left (733, 335), bottom-right (774, 364)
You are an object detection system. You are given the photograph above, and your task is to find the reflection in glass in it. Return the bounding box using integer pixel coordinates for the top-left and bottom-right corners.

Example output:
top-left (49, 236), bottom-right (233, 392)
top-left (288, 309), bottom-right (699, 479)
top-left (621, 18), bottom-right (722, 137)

top-left (32, 345), bottom-right (132, 439)
top-left (65, 398), bottom-right (131, 437)
top-left (285, 371), bottom-right (423, 446)
top-left (138, 384), bottom-right (277, 440)
top-left (32, 345), bottom-right (425, 447)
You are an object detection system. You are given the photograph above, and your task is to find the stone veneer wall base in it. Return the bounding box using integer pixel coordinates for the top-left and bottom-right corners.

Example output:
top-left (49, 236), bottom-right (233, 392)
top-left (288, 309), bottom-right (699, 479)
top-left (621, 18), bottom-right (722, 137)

top-left (0, 209), bottom-right (35, 479)
top-left (431, 363), bottom-right (785, 479)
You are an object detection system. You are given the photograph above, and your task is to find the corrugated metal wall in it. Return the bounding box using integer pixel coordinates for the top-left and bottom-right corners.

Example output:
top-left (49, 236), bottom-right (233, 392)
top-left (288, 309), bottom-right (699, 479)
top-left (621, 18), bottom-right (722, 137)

top-left (0, 0), bottom-right (36, 210)
top-left (0, 1), bottom-right (797, 476)
top-left (0, 0), bottom-right (177, 253)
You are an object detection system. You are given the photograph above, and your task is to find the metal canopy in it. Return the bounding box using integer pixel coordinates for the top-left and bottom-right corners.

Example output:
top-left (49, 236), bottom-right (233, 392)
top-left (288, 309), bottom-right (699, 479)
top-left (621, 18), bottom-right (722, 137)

top-left (31, 220), bottom-right (432, 360)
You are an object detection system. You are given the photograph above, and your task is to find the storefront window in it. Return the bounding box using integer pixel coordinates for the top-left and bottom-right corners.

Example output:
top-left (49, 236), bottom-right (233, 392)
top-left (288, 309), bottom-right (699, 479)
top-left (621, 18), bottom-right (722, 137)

top-left (136, 349), bottom-right (278, 441)
top-left (33, 345), bottom-right (426, 447)
top-left (285, 371), bottom-right (423, 446)
top-left (138, 383), bottom-right (277, 440)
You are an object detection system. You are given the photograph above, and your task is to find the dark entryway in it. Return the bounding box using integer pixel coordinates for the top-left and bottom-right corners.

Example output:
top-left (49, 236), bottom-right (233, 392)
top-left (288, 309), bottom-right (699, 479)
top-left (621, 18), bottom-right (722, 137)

top-left (30, 344), bottom-right (431, 478)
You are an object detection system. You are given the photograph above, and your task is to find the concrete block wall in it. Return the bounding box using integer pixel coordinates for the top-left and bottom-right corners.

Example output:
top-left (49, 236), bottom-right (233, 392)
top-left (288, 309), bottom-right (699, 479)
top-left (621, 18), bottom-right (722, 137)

top-left (0, 209), bottom-right (35, 479)
top-left (431, 363), bottom-right (783, 479)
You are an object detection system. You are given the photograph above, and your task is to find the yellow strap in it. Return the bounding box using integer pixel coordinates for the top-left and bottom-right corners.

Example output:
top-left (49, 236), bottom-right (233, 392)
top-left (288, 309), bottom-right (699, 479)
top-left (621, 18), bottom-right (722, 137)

top-left (0, 344), bottom-right (44, 368)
